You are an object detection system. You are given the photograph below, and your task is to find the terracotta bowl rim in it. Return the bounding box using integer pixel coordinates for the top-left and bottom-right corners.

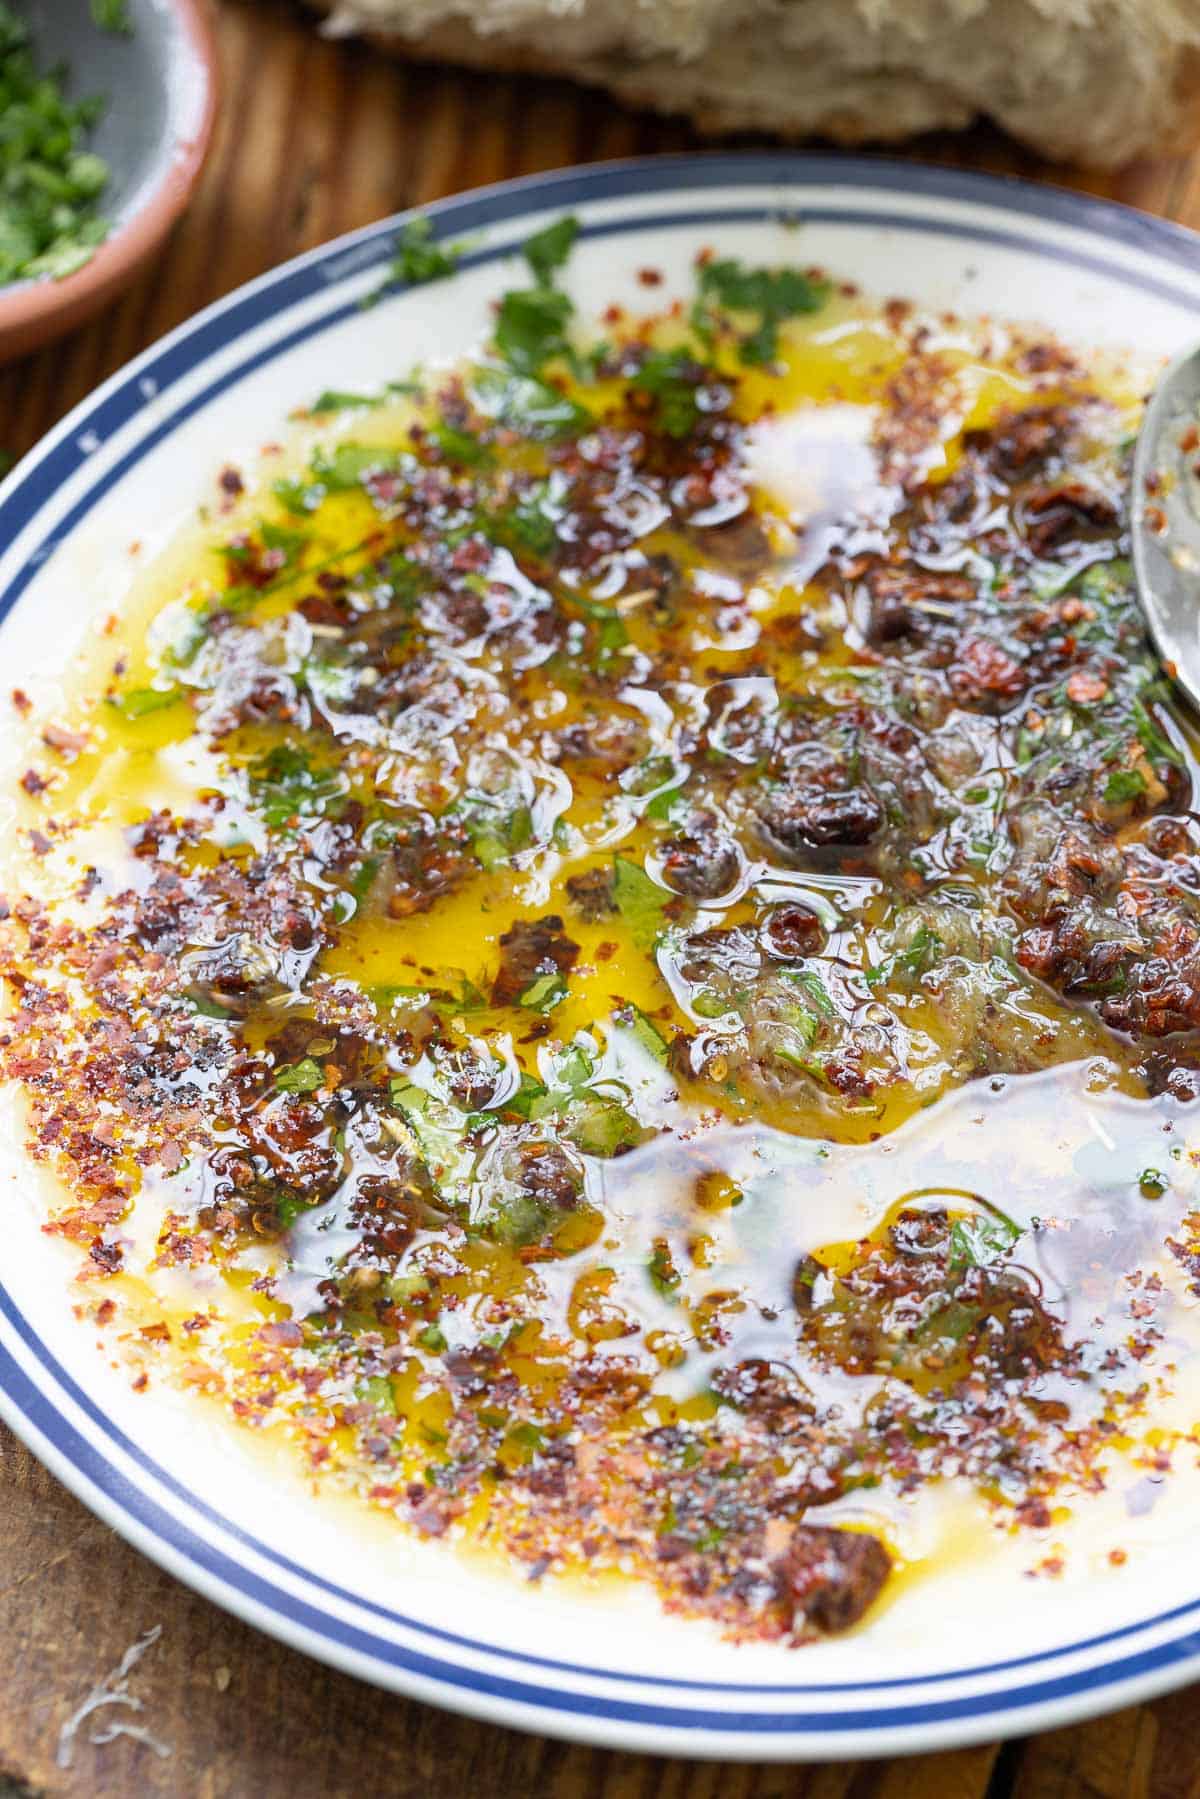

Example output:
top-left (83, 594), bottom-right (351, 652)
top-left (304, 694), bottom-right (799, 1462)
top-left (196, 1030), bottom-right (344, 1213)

top-left (0, 0), bottom-right (219, 340)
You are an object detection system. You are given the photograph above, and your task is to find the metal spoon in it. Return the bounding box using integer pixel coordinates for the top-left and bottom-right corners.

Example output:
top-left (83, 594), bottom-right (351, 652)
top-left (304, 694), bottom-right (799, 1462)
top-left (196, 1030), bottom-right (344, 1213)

top-left (1131, 342), bottom-right (1200, 710)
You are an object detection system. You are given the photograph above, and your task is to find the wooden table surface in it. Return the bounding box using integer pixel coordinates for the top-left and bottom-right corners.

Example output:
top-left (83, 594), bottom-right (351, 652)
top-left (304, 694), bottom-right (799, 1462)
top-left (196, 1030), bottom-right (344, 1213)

top-left (4, 2), bottom-right (1200, 1793)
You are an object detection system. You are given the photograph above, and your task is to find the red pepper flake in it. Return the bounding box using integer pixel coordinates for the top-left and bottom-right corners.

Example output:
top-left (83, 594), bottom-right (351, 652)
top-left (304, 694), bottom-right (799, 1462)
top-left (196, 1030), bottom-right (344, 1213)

top-left (258, 1319), bottom-right (303, 1347)
top-left (19, 768), bottom-right (47, 796)
top-left (1066, 669), bottom-right (1109, 704)
top-left (218, 465), bottom-right (245, 497)
top-left (10, 688), bottom-right (30, 715)
top-left (637, 267), bottom-right (663, 287)
top-left (41, 722), bottom-right (87, 756)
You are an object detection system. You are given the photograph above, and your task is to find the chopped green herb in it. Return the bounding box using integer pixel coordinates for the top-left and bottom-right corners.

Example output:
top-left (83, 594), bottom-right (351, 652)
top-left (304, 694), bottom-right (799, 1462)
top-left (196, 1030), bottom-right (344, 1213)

top-left (470, 365), bottom-right (589, 439)
top-left (1103, 767), bottom-right (1147, 804)
top-left (519, 971), bottom-right (567, 1011)
top-left (248, 745), bottom-right (344, 830)
top-left (494, 285), bottom-right (574, 375)
top-left (947, 1209), bottom-right (1021, 1272)
top-left (612, 855), bottom-right (671, 950)
top-left (1139, 1168), bottom-right (1168, 1198)
top-left (521, 215), bottom-right (579, 287)
top-left (357, 1374), bottom-right (397, 1414)
top-left (274, 1058), bottom-right (324, 1095)
top-left (428, 419), bottom-right (489, 467)
top-left (110, 684), bottom-right (183, 719)
top-left (308, 390), bottom-right (382, 415)
top-left (695, 257), bottom-right (830, 365)
top-left (630, 348), bottom-right (707, 438)
top-left (648, 1239), bottom-right (681, 1297)
top-left (367, 214), bottom-right (468, 302)
top-left (0, 5), bottom-right (113, 284)
top-left (310, 442), bottom-right (405, 492)
top-left (621, 1005), bottom-right (670, 1066)
top-left (90, 0), bottom-right (132, 32)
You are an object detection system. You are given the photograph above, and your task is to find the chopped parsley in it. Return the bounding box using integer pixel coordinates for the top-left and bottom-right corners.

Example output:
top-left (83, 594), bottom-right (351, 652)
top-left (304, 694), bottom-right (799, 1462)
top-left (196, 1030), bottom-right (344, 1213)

top-left (0, 2), bottom-right (112, 283)
top-left (694, 256), bottom-right (831, 364)
top-left (274, 1058), bottom-right (324, 1095)
top-left (630, 348), bottom-right (708, 439)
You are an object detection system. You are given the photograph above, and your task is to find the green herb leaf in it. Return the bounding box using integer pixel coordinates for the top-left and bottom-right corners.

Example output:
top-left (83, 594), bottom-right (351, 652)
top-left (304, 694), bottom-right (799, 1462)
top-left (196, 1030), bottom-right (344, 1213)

top-left (310, 442), bottom-right (405, 492)
top-left (308, 390), bottom-right (382, 415)
top-left (384, 215), bottom-right (464, 288)
top-left (470, 365), bottom-right (590, 439)
top-left (248, 745), bottom-right (345, 830)
top-left (0, 15), bottom-right (112, 283)
top-left (612, 855), bottom-right (671, 950)
top-left (519, 971), bottom-right (567, 1011)
top-left (357, 1374), bottom-right (397, 1414)
top-left (696, 258), bottom-right (831, 365)
top-left (494, 286), bottom-right (574, 375)
top-left (427, 419), bottom-right (489, 467)
top-left (1103, 767), bottom-right (1147, 803)
top-left (630, 348), bottom-right (707, 438)
top-left (110, 684), bottom-right (183, 719)
top-left (621, 1006), bottom-right (670, 1065)
top-left (522, 215), bottom-right (579, 286)
top-left (947, 1209), bottom-right (1021, 1272)
top-left (274, 1058), bottom-right (324, 1095)
top-left (648, 1239), bottom-right (681, 1296)
top-left (91, 0), bottom-right (132, 32)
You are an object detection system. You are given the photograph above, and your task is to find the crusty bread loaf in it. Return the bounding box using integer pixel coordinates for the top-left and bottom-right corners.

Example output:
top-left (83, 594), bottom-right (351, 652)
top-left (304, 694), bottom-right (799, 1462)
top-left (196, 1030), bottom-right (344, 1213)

top-left (316, 0), bottom-right (1200, 169)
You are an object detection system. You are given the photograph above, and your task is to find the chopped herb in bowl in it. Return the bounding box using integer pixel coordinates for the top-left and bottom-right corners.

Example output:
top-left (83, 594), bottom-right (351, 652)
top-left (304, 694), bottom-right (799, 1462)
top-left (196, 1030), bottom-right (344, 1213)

top-left (0, 1), bottom-right (112, 284)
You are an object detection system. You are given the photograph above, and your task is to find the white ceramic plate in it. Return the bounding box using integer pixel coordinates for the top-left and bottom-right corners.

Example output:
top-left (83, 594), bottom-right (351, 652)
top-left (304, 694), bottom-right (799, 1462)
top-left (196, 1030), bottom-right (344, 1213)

top-left (2, 155), bottom-right (1200, 1762)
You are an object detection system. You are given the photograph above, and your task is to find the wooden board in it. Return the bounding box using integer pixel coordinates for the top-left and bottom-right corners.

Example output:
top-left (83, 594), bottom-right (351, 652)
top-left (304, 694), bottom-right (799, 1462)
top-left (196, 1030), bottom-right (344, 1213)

top-left (3, 2), bottom-right (1200, 1791)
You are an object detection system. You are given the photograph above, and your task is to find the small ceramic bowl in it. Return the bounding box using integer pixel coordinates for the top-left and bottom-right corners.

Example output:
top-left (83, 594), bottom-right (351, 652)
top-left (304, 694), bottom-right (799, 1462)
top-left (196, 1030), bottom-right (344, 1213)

top-left (0, 0), bottom-right (219, 362)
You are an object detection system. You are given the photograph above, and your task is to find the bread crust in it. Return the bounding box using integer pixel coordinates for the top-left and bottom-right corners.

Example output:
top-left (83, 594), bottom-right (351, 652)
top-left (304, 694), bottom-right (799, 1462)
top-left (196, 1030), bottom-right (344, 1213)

top-left (312, 4), bottom-right (1200, 170)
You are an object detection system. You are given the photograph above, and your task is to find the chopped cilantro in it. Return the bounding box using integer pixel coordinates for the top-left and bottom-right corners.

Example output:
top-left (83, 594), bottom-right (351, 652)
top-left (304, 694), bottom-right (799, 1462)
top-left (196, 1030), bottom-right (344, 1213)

top-left (648, 1239), bottom-right (681, 1296)
top-left (1103, 767), bottom-right (1147, 804)
top-left (308, 390), bottom-right (382, 415)
top-left (428, 418), bottom-right (489, 466)
top-left (865, 925), bottom-right (940, 989)
top-left (274, 1058), bottom-right (324, 1095)
top-left (947, 1208), bottom-right (1021, 1272)
top-left (310, 442), bottom-right (404, 492)
top-left (620, 1005), bottom-right (670, 1066)
top-left (695, 257), bottom-right (830, 364)
top-left (630, 348), bottom-right (707, 438)
top-left (91, 0), bottom-right (132, 32)
top-left (367, 214), bottom-right (468, 302)
top-left (522, 214), bottom-right (579, 287)
top-left (612, 855), bottom-right (671, 950)
top-left (357, 1374), bottom-right (397, 1414)
top-left (494, 286), bottom-right (574, 375)
top-left (520, 971), bottom-right (567, 1011)
top-left (1131, 693), bottom-right (1181, 768)
top-left (248, 745), bottom-right (344, 830)
top-left (491, 481), bottom-right (561, 557)
top-left (470, 366), bottom-right (589, 439)
top-left (0, 4), bottom-right (113, 283)
top-left (1139, 1168), bottom-right (1168, 1198)
top-left (110, 684), bottom-right (183, 719)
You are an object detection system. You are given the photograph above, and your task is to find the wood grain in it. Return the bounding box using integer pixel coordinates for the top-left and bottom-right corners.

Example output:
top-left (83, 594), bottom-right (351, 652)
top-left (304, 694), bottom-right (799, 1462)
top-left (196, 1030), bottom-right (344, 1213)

top-left (4, 1), bottom-right (1200, 1792)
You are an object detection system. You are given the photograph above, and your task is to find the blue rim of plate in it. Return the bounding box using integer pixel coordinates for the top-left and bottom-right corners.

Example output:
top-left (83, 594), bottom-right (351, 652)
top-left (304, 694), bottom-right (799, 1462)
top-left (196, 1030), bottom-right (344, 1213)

top-left (2, 152), bottom-right (1200, 1757)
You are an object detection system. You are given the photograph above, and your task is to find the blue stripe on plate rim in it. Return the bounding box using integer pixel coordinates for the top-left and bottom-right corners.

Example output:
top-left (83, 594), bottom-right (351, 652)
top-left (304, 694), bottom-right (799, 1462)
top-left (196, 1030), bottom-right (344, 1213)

top-left (2, 151), bottom-right (1200, 1750)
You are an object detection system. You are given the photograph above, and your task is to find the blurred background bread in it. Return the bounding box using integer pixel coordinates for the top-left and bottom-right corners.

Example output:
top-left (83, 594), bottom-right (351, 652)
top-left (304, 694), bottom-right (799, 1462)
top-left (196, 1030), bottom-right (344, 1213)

top-left (316, 0), bottom-right (1200, 169)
